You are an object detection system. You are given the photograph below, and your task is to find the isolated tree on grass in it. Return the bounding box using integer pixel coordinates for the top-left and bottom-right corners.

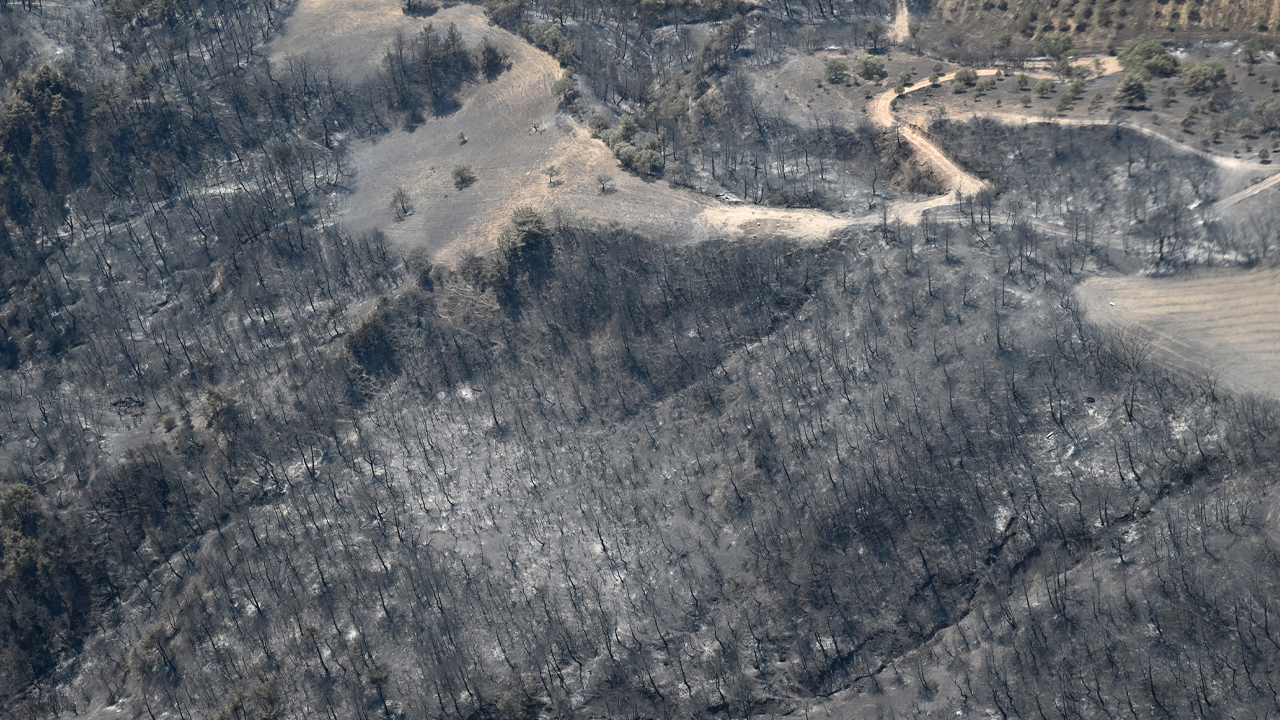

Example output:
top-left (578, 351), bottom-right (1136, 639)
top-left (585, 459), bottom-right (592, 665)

top-left (542, 165), bottom-right (560, 186)
top-left (595, 173), bottom-right (614, 193)
top-left (1114, 75), bottom-right (1148, 108)
top-left (452, 164), bottom-right (476, 188)
top-left (551, 70), bottom-right (577, 105)
top-left (1118, 38), bottom-right (1179, 78)
top-left (825, 59), bottom-right (850, 84)
top-left (856, 56), bottom-right (887, 81)
top-left (1034, 80), bottom-right (1055, 98)
top-left (389, 186), bottom-right (413, 221)
top-left (952, 68), bottom-right (979, 88)
top-left (481, 38), bottom-right (509, 81)
top-left (1241, 38), bottom-right (1262, 74)
top-left (865, 22), bottom-right (885, 52)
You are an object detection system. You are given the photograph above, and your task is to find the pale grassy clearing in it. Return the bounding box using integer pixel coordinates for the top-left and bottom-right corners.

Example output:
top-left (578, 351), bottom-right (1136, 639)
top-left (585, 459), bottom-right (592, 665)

top-left (1078, 268), bottom-right (1280, 399)
top-left (273, 3), bottom-right (863, 259)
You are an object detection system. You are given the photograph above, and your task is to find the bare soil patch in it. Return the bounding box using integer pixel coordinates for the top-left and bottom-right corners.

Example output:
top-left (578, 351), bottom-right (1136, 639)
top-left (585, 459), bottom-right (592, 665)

top-left (1078, 268), bottom-right (1280, 399)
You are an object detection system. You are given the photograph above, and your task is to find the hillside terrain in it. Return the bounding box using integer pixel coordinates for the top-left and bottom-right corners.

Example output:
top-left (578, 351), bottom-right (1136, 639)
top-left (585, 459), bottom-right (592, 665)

top-left (1, 0), bottom-right (1280, 718)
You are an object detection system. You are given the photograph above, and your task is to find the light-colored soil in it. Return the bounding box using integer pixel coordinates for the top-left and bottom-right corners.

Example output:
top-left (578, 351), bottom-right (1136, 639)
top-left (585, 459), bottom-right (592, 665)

top-left (889, 0), bottom-right (910, 44)
top-left (1215, 165), bottom-right (1280, 214)
top-left (868, 70), bottom-right (997, 199)
top-left (267, 0), bottom-right (420, 80)
top-left (902, 107), bottom-right (1280, 202)
top-left (276, 0), bottom-right (1280, 265)
top-left (1078, 268), bottom-right (1280, 399)
top-left (898, 62), bottom-right (1280, 167)
top-left (890, 59), bottom-right (1280, 209)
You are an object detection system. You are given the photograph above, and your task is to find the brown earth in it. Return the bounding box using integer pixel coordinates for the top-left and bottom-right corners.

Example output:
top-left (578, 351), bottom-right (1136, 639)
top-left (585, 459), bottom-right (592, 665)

top-left (272, 0), bottom-right (1280, 278)
top-left (889, 0), bottom-right (909, 44)
top-left (896, 58), bottom-right (1280, 172)
top-left (280, 4), bottom-right (859, 261)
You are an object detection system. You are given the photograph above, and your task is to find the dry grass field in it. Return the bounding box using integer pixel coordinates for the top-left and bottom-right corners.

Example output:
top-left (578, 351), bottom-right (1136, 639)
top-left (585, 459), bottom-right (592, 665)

top-left (1078, 268), bottom-right (1280, 399)
top-left (267, 0), bottom-right (422, 80)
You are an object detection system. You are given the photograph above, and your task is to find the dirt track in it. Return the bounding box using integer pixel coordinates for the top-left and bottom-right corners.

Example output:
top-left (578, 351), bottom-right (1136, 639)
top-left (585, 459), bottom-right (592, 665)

top-left (889, 0), bottom-right (909, 44)
top-left (878, 67), bottom-right (1280, 401)
top-left (270, 1), bottom-right (1280, 399)
top-left (907, 108), bottom-right (1278, 191)
top-left (863, 70), bottom-right (998, 221)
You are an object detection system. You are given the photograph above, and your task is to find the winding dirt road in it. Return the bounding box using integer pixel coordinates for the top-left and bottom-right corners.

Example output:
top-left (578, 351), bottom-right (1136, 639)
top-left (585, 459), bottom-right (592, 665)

top-left (863, 69), bottom-right (1002, 222)
top-left (873, 65), bottom-right (1279, 221)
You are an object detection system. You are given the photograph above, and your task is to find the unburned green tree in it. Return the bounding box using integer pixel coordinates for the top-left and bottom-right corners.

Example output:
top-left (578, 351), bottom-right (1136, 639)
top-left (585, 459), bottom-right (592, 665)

top-left (1114, 75), bottom-right (1148, 108)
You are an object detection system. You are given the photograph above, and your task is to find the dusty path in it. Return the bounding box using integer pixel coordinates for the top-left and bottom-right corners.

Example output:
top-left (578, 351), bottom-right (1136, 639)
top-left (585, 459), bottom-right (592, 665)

top-left (881, 64), bottom-right (1279, 220)
top-left (275, 0), bottom-right (985, 253)
top-left (889, 0), bottom-right (910, 44)
top-left (310, 4), bottom-right (860, 258)
top-left (1214, 169), bottom-right (1280, 213)
top-left (864, 70), bottom-right (1001, 221)
top-left (918, 108), bottom-right (1273, 174)
top-left (907, 108), bottom-right (1280, 214)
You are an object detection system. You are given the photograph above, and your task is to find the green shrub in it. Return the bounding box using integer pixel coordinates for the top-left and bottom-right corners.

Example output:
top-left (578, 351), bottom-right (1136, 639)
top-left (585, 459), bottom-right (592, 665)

top-left (952, 68), bottom-right (979, 87)
top-left (856, 56), bottom-right (887, 81)
top-left (452, 163), bottom-right (477, 188)
top-left (1118, 38), bottom-right (1179, 78)
top-left (825, 59), bottom-right (850, 83)
top-left (1181, 61), bottom-right (1226, 94)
